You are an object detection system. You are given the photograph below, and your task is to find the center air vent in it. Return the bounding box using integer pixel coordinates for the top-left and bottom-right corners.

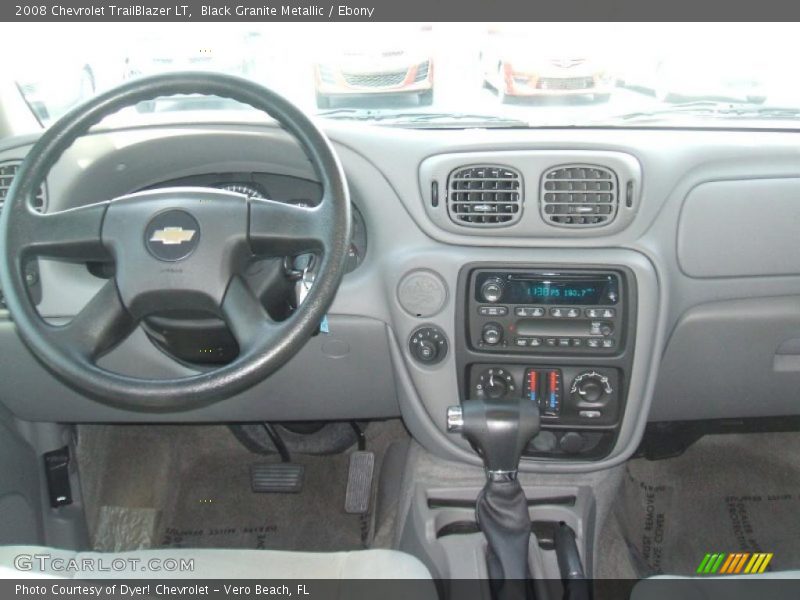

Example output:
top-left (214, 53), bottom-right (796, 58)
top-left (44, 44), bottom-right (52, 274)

top-left (447, 165), bottom-right (523, 227)
top-left (0, 161), bottom-right (46, 213)
top-left (541, 165), bottom-right (617, 227)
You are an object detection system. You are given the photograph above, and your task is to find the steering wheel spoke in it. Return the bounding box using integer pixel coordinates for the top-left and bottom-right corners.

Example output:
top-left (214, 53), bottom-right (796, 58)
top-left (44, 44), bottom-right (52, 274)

top-left (221, 275), bottom-right (281, 354)
top-left (248, 198), bottom-right (328, 257)
top-left (22, 202), bottom-right (111, 262)
top-left (50, 278), bottom-right (136, 361)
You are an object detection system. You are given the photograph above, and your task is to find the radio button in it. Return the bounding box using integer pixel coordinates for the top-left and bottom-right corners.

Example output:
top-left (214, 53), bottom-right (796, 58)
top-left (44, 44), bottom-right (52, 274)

top-left (479, 305), bottom-right (508, 316)
top-left (516, 306), bottom-right (546, 317)
top-left (558, 338), bottom-right (571, 347)
top-left (602, 339), bottom-right (615, 348)
top-left (545, 338), bottom-right (558, 347)
top-left (602, 308), bottom-right (616, 318)
top-left (566, 308), bottom-right (581, 318)
top-left (529, 338), bottom-right (543, 347)
top-left (587, 339), bottom-right (601, 348)
top-left (515, 337), bottom-right (529, 347)
top-left (585, 308), bottom-right (600, 318)
top-left (550, 308), bottom-right (565, 318)
top-left (590, 321), bottom-right (613, 336)
top-left (571, 338), bottom-right (584, 347)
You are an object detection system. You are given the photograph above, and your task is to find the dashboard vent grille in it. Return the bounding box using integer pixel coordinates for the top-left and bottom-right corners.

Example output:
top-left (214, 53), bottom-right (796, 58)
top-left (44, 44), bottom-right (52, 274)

top-left (0, 161), bottom-right (46, 213)
top-left (541, 165), bottom-right (618, 227)
top-left (447, 165), bottom-right (522, 226)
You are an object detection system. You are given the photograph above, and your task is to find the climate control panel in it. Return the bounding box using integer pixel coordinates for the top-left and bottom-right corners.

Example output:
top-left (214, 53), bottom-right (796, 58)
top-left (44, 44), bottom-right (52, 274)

top-left (468, 364), bottom-right (620, 427)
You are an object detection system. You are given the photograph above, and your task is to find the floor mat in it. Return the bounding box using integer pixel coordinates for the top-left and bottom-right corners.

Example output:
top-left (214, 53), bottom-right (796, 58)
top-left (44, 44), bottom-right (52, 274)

top-left (156, 447), bottom-right (363, 551)
top-left (612, 432), bottom-right (800, 577)
top-left (79, 422), bottom-right (405, 552)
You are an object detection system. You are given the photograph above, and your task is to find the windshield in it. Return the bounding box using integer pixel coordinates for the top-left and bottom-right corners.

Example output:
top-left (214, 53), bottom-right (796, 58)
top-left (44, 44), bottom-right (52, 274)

top-left (3, 22), bottom-right (799, 129)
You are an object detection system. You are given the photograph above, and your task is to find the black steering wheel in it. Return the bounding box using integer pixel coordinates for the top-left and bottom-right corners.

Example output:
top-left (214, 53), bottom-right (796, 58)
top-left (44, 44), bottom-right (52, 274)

top-left (0, 72), bottom-right (351, 412)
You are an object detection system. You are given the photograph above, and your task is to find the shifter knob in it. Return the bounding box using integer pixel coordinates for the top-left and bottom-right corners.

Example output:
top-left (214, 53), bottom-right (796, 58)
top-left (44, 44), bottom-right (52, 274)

top-left (446, 398), bottom-right (540, 475)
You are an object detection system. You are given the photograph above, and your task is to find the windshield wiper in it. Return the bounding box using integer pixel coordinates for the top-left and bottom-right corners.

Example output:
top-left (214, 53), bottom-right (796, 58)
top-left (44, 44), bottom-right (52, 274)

top-left (607, 101), bottom-right (800, 123)
top-left (317, 108), bottom-right (531, 128)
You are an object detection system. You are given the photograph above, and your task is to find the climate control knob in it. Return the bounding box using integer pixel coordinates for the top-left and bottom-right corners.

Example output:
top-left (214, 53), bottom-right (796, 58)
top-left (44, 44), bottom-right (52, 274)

top-left (570, 371), bottom-right (613, 403)
top-left (477, 368), bottom-right (515, 400)
top-left (480, 277), bottom-right (505, 303)
top-left (481, 322), bottom-right (503, 346)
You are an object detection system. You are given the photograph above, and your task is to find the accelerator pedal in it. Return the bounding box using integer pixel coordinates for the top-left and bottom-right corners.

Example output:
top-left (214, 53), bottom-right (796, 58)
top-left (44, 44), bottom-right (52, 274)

top-left (250, 463), bottom-right (304, 494)
top-left (344, 451), bottom-right (375, 514)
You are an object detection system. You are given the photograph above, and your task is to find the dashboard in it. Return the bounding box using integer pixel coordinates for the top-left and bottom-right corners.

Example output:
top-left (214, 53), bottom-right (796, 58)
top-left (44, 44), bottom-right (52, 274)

top-left (1, 119), bottom-right (800, 473)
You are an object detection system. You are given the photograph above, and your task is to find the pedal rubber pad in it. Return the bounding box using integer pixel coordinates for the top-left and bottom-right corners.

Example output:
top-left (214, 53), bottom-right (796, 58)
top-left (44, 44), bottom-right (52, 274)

top-left (250, 463), bottom-right (304, 494)
top-left (345, 451), bottom-right (375, 514)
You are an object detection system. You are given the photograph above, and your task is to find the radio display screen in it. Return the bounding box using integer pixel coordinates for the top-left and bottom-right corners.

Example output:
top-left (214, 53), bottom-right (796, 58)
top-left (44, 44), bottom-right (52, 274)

top-left (507, 277), bottom-right (614, 305)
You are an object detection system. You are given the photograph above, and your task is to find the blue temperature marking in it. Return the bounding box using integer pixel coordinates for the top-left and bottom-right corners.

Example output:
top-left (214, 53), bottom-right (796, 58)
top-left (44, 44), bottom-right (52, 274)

top-left (549, 393), bottom-right (557, 409)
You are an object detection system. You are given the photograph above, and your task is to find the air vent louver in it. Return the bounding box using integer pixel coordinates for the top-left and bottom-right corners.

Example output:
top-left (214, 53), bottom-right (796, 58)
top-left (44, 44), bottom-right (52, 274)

top-left (541, 165), bottom-right (618, 227)
top-left (0, 161), bottom-right (46, 213)
top-left (447, 165), bottom-right (523, 227)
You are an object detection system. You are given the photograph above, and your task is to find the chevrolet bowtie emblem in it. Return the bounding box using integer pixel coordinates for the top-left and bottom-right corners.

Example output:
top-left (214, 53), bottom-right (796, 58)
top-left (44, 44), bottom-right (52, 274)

top-left (150, 227), bottom-right (196, 245)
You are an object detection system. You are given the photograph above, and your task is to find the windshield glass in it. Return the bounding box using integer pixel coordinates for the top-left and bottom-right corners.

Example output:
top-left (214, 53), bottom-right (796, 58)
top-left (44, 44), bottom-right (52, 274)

top-left (3, 22), bottom-right (798, 129)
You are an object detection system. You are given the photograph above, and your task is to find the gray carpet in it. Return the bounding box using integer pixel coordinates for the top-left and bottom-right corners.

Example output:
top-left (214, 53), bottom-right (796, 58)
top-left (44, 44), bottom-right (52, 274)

top-left (77, 421), bottom-right (407, 553)
top-left (601, 432), bottom-right (800, 578)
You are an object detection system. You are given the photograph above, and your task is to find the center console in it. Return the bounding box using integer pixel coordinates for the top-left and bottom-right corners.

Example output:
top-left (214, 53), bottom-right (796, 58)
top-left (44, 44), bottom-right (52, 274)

top-left (456, 264), bottom-right (636, 461)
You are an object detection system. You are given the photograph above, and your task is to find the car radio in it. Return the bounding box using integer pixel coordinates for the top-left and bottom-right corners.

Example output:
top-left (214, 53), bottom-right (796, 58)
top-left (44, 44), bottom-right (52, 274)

top-left (467, 268), bottom-right (625, 354)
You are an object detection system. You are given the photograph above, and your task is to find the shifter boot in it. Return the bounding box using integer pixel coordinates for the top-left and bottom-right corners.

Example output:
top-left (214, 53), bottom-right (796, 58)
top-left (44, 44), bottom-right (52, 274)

top-left (476, 477), bottom-right (531, 598)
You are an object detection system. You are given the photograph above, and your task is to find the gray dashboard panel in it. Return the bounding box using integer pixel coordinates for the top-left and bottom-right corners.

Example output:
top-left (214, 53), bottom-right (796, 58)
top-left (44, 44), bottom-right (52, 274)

top-left (651, 296), bottom-right (800, 421)
top-left (383, 248), bottom-right (661, 474)
top-left (678, 178), bottom-right (800, 278)
top-left (0, 315), bottom-right (400, 422)
top-left (2, 120), bottom-right (800, 472)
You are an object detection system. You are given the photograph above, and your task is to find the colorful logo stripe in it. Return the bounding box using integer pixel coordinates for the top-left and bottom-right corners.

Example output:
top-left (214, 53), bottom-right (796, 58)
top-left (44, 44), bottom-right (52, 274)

top-left (697, 552), bottom-right (773, 575)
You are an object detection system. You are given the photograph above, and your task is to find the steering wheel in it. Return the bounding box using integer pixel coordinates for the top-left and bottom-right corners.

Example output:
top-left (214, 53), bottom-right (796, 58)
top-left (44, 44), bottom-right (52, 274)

top-left (0, 72), bottom-right (351, 412)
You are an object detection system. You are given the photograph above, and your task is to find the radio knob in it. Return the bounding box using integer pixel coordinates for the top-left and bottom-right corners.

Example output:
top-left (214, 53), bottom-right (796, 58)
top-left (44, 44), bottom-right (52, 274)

top-left (481, 322), bottom-right (503, 346)
top-left (480, 277), bottom-right (505, 303)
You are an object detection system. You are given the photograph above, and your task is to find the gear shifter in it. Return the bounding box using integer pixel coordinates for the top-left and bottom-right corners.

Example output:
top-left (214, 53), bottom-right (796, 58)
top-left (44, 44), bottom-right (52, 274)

top-left (447, 398), bottom-right (540, 597)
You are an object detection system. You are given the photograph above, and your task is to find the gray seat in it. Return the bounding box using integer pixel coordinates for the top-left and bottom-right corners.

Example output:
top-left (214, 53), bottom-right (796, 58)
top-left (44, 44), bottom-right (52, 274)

top-left (632, 573), bottom-right (800, 600)
top-left (0, 545), bottom-right (431, 579)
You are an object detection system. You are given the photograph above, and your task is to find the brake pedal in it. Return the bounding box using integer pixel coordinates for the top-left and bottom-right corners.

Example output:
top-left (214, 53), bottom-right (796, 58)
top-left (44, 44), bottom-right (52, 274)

top-left (345, 451), bottom-right (375, 514)
top-left (250, 463), bottom-right (304, 494)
